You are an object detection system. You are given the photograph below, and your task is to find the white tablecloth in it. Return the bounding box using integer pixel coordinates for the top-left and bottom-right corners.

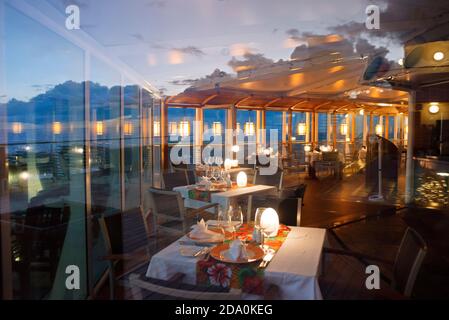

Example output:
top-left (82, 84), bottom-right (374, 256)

top-left (173, 184), bottom-right (277, 220)
top-left (146, 227), bottom-right (326, 300)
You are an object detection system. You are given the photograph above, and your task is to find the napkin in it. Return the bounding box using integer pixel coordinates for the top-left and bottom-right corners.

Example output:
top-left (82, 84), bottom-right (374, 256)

top-left (190, 219), bottom-right (224, 241)
top-left (228, 239), bottom-right (249, 261)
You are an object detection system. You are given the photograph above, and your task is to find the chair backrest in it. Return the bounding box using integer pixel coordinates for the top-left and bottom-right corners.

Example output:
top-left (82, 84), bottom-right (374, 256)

top-left (322, 151), bottom-right (339, 162)
top-left (129, 273), bottom-right (242, 300)
top-left (99, 207), bottom-right (150, 255)
top-left (277, 185), bottom-right (306, 226)
top-left (392, 227), bottom-right (427, 297)
top-left (253, 169), bottom-right (283, 190)
top-left (185, 169), bottom-right (196, 185)
top-left (162, 171), bottom-right (188, 190)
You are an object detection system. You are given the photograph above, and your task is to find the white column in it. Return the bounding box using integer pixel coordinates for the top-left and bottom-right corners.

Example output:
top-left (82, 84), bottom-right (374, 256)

top-left (405, 91), bottom-right (416, 204)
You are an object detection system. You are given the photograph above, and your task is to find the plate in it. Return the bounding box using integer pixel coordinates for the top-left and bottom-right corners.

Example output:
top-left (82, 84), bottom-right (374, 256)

top-left (210, 243), bottom-right (264, 264)
top-left (187, 227), bottom-right (232, 244)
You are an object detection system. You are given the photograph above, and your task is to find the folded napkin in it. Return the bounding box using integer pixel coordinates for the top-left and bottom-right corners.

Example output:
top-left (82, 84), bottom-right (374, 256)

top-left (190, 219), bottom-right (224, 241)
top-left (228, 239), bottom-right (249, 261)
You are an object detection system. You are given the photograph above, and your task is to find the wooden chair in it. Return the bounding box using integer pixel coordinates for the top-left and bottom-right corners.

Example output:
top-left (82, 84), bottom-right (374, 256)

top-left (98, 207), bottom-right (153, 300)
top-left (147, 188), bottom-right (219, 235)
top-left (127, 272), bottom-right (280, 300)
top-left (162, 171), bottom-right (189, 190)
top-left (324, 227), bottom-right (427, 298)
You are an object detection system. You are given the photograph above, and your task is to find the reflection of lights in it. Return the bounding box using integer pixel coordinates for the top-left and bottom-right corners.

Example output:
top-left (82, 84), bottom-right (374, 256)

top-left (153, 121), bottom-right (161, 137)
top-left (179, 121), bottom-right (190, 137)
top-left (169, 50), bottom-right (184, 64)
top-left (340, 123), bottom-right (348, 135)
top-left (12, 122), bottom-right (23, 134)
top-left (291, 137), bottom-right (296, 141)
top-left (24, 146), bottom-right (31, 152)
top-left (304, 145), bottom-right (312, 152)
top-left (19, 171), bottom-right (30, 180)
top-left (212, 122), bottom-right (222, 136)
top-left (375, 124), bottom-right (383, 136)
top-left (52, 122), bottom-right (62, 135)
top-left (429, 102), bottom-right (440, 114)
top-left (244, 122), bottom-right (255, 136)
top-left (359, 109), bottom-right (365, 116)
top-left (398, 58), bottom-right (404, 66)
top-left (231, 145), bottom-right (240, 153)
top-left (437, 172), bottom-right (449, 177)
top-left (73, 147), bottom-right (84, 154)
top-left (124, 122), bottom-right (133, 136)
top-left (297, 123), bottom-right (307, 136)
top-left (96, 121), bottom-right (104, 136)
top-left (433, 51), bottom-right (445, 61)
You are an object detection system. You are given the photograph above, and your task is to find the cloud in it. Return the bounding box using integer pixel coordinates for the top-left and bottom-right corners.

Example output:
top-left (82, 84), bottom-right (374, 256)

top-left (228, 53), bottom-right (274, 71)
top-left (173, 46), bottom-right (206, 58)
top-left (330, 0), bottom-right (449, 44)
top-left (168, 69), bottom-right (230, 86)
top-left (146, 1), bottom-right (166, 8)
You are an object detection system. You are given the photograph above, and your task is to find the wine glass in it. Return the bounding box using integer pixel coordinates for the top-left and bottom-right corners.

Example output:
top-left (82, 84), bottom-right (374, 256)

top-left (254, 207), bottom-right (273, 253)
top-left (227, 205), bottom-right (243, 240)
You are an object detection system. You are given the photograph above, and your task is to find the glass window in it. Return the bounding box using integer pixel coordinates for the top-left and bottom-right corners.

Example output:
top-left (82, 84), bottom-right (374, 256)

top-left (123, 83), bottom-right (141, 210)
top-left (318, 113), bottom-right (328, 142)
top-left (2, 5), bottom-right (86, 299)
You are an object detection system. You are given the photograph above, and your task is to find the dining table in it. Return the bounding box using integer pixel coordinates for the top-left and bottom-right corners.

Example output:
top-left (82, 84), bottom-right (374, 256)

top-left (145, 225), bottom-right (327, 300)
top-left (173, 184), bottom-right (277, 221)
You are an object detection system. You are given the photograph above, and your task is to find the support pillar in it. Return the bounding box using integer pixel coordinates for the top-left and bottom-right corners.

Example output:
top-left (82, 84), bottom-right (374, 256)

top-left (405, 91), bottom-right (416, 204)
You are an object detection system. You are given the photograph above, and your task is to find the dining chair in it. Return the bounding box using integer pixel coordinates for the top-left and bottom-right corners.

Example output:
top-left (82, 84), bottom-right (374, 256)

top-left (324, 227), bottom-right (427, 298)
top-left (147, 187), bottom-right (219, 235)
top-left (277, 184), bottom-right (307, 227)
top-left (162, 171), bottom-right (189, 190)
top-left (98, 207), bottom-right (153, 300)
top-left (126, 272), bottom-right (281, 300)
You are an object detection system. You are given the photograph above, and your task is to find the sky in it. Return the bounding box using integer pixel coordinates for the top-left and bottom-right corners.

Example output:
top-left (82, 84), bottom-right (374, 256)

top-left (2, 0), bottom-right (449, 101)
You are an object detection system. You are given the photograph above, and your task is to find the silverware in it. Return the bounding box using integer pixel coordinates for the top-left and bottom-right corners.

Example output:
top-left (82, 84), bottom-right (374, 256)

top-left (259, 252), bottom-right (275, 268)
top-left (193, 247), bottom-right (211, 257)
top-left (179, 240), bottom-right (214, 247)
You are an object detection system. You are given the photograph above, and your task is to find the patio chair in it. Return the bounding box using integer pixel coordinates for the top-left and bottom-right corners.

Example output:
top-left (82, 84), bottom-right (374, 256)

top-left (277, 184), bottom-right (307, 227)
top-left (98, 207), bottom-right (153, 300)
top-left (324, 227), bottom-right (427, 298)
top-left (126, 272), bottom-right (280, 300)
top-left (162, 171), bottom-right (189, 190)
top-left (147, 188), bottom-right (219, 235)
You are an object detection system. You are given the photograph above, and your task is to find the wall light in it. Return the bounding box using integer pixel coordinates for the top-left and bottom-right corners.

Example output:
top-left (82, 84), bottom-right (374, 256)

top-left (178, 121), bottom-right (190, 137)
top-left (340, 123), bottom-right (348, 135)
top-left (153, 121), bottom-right (161, 137)
top-left (297, 123), bottom-right (307, 136)
top-left (212, 121), bottom-right (222, 136)
top-left (375, 124), bottom-right (383, 136)
top-left (168, 122), bottom-right (177, 136)
top-left (244, 121), bottom-right (255, 136)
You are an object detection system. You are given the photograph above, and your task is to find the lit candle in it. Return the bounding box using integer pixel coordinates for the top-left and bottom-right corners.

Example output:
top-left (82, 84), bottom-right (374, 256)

top-left (260, 208), bottom-right (280, 237)
top-left (236, 171), bottom-right (248, 187)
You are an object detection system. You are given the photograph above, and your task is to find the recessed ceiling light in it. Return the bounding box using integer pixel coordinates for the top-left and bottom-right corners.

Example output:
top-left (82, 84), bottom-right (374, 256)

top-left (433, 51), bottom-right (445, 61)
top-left (429, 102), bottom-right (440, 114)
